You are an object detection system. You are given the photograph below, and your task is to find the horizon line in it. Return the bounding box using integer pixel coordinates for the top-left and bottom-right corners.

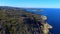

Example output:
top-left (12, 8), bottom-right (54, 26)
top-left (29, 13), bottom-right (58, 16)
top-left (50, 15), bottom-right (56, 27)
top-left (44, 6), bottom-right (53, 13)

top-left (0, 6), bottom-right (60, 8)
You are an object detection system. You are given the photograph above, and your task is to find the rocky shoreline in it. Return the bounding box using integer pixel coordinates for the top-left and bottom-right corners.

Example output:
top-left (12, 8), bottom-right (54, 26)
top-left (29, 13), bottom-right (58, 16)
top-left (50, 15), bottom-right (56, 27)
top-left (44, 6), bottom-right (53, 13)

top-left (0, 6), bottom-right (52, 34)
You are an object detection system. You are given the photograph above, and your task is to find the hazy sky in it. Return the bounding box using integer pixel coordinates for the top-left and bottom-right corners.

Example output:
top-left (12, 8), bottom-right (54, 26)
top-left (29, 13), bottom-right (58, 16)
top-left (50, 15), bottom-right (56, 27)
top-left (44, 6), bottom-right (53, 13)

top-left (0, 0), bottom-right (60, 8)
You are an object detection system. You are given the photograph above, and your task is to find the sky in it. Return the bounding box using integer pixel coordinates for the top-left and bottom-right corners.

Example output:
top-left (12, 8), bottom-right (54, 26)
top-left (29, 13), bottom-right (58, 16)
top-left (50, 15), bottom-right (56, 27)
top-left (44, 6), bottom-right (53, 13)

top-left (0, 0), bottom-right (60, 8)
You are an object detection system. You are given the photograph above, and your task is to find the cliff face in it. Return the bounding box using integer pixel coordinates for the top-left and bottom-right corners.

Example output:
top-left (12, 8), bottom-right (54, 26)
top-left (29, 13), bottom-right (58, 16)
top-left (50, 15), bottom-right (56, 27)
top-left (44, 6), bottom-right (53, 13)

top-left (0, 6), bottom-right (52, 34)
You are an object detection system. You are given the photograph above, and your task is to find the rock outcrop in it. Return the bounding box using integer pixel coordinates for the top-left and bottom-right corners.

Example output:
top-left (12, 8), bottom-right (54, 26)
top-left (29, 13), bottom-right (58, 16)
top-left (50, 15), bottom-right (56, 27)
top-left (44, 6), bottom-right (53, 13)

top-left (0, 6), bottom-right (52, 34)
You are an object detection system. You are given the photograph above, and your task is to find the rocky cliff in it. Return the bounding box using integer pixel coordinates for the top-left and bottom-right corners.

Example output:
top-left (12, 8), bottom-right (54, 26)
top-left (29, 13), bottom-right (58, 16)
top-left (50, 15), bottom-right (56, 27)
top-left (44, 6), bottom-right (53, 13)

top-left (0, 6), bottom-right (52, 34)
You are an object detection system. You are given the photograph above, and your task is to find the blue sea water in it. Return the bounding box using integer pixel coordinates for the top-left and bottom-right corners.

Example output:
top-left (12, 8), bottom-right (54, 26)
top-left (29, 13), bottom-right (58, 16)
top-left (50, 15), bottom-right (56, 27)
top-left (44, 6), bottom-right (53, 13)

top-left (41, 8), bottom-right (60, 34)
top-left (27, 8), bottom-right (60, 34)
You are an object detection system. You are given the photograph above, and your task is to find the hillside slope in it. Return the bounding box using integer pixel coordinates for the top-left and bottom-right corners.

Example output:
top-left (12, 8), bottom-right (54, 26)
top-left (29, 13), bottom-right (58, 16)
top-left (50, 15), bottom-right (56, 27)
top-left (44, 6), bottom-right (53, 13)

top-left (0, 6), bottom-right (52, 34)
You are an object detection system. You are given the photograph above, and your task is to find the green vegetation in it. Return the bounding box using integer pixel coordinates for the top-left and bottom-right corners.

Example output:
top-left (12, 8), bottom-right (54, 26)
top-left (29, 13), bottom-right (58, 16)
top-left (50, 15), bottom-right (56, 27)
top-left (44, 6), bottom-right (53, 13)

top-left (0, 7), bottom-right (43, 34)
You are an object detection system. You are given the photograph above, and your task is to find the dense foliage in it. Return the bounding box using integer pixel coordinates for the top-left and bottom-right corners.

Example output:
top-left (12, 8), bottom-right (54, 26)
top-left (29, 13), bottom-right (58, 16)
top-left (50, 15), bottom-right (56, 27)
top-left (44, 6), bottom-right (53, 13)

top-left (0, 7), bottom-right (42, 34)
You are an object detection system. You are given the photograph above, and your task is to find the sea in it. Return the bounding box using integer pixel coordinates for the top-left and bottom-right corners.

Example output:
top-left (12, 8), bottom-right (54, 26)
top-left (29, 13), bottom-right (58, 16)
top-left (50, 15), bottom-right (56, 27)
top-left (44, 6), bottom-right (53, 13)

top-left (26, 8), bottom-right (60, 34)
